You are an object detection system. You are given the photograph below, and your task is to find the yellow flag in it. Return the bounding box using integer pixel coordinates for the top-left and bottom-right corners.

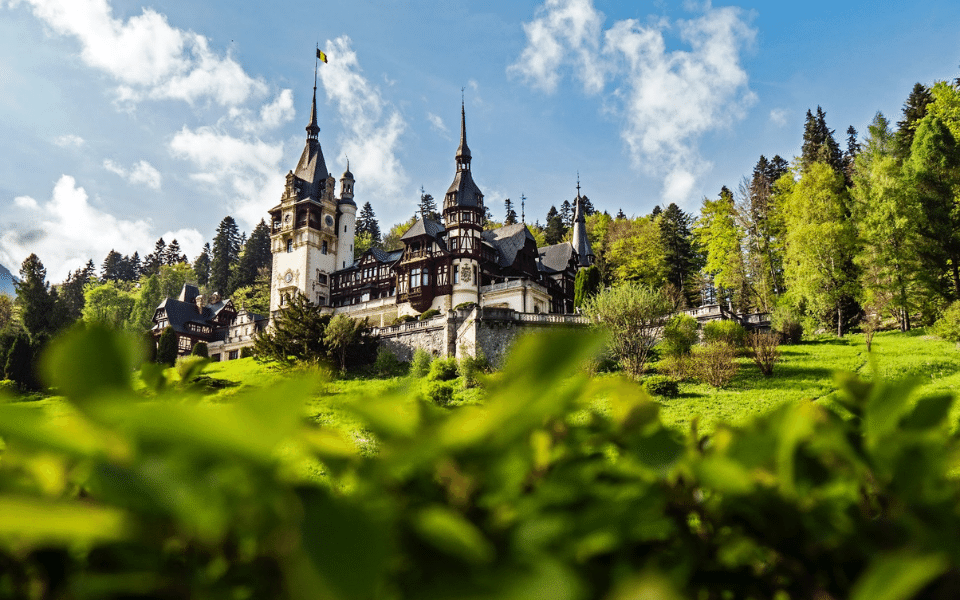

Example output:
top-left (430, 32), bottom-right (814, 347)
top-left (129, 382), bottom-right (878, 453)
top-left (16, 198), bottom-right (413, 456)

top-left (316, 49), bottom-right (328, 64)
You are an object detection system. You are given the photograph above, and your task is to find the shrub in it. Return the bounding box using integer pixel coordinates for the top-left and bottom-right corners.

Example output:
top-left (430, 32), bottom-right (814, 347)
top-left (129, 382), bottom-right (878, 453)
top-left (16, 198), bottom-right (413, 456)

top-left (393, 314), bottom-right (417, 325)
top-left (239, 346), bottom-right (254, 359)
top-left (410, 348), bottom-right (432, 378)
top-left (642, 375), bottom-right (679, 398)
top-left (425, 379), bottom-right (456, 406)
top-left (659, 354), bottom-right (695, 380)
top-left (934, 301), bottom-right (960, 343)
top-left (772, 305), bottom-right (803, 344)
top-left (175, 355), bottom-right (209, 385)
top-left (427, 357), bottom-right (459, 382)
top-left (419, 309), bottom-right (441, 320)
top-left (581, 282), bottom-right (673, 378)
top-left (574, 265), bottom-right (601, 309)
top-left (702, 320), bottom-right (746, 349)
top-left (373, 347), bottom-right (403, 378)
top-left (156, 326), bottom-right (178, 366)
top-left (454, 302), bottom-right (477, 311)
top-left (692, 342), bottom-right (738, 388)
top-left (191, 342), bottom-right (208, 357)
top-left (746, 331), bottom-right (780, 377)
top-left (0, 379), bottom-right (18, 395)
top-left (661, 314), bottom-right (699, 358)
top-left (458, 349), bottom-right (489, 388)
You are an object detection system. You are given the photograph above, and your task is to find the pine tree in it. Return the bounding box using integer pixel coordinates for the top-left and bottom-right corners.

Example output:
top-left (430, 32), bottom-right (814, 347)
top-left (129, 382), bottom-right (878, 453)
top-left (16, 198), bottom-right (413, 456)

top-left (58, 261), bottom-right (96, 324)
top-left (895, 83), bottom-right (933, 160)
top-left (419, 191), bottom-right (440, 221)
top-left (164, 240), bottom-right (186, 266)
top-left (128, 275), bottom-right (163, 332)
top-left (232, 220), bottom-right (272, 292)
top-left (252, 293), bottom-right (332, 366)
top-left (357, 202), bottom-right (382, 245)
top-left (4, 333), bottom-right (34, 390)
top-left (616, 209), bottom-right (626, 220)
top-left (801, 106), bottom-right (844, 174)
top-left (143, 238), bottom-right (167, 275)
top-left (101, 250), bottom-right (123, 282)
top-left (544, 206), bottom-right (565, 245)
top-left (657, 203), bottom-right (697, 306)
top-left (194, 243), bottom-right (212, 288)
top-left (560, 200), bottom-right (573, 228)
top-left (16, 254), bottom-right (55, 338)
top-left (504, 198), bottom-right (518, 225)
top-left (209, 216), bottom-right (241, 296)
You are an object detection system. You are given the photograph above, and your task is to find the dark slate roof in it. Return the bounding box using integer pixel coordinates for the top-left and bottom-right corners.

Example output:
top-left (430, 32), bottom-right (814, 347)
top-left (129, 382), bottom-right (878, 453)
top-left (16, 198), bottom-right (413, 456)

top-left (294, 141), bottom-right (329, 200)
top-left (178, 284), bottom-right (200, 304)
top-left (571, 196), bottom-right (594, 266)
top-left (401, 217), bottom-right (446, 241)
top-left (155, 298), bottom-right (211, 336)
top-left (482, 223), bottom-right (536, 268)
top-left (444, 169), bottom-right (483, 208)
top-left (538, 242), bottom-right (575, 274)
top-left (370, 248), bottom-right (404, 263)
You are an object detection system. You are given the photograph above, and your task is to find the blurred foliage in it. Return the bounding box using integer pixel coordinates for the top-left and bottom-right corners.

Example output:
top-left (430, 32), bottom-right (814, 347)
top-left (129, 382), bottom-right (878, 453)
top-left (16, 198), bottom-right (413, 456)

top-left (2, 325), bottom-right (960, 599)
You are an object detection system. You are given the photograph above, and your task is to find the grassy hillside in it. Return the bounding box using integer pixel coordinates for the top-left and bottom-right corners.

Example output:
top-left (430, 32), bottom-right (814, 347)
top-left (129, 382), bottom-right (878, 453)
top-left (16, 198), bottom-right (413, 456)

top-left (194, 329), bottom-right (960, 436)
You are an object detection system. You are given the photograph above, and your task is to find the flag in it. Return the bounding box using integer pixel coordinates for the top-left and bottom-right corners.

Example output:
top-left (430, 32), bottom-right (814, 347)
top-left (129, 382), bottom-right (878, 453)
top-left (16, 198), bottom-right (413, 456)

top-left (317, 49), bottom-right (328, 64)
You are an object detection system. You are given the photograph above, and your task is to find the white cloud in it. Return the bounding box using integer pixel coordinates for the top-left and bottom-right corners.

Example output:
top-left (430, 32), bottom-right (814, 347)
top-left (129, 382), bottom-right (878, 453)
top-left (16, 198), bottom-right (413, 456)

top-left (10, 0), bottom-right (266, 106)
top-left (0, 175), bottom-right (202, 280)
top-left (426, 112), bottom-right (448, 135)
top-left (54, 134), bottom-right (85, 148)
top-left (508, 0), bottom-right (607, 94)
top-left (170, 126), bottom-right (284, 228)
top-left (227, 89), bottom-right (296, 133)
top-left (511, 0), bottom-right (756, 207)
top-left (14, 196), bottom-right (38, 209)
top-left (103, 158), bottom-right (162, 190)
top-left (769, 108), bottom-right (788, 126)
top-left (318, 36), bottom-right (409, 212)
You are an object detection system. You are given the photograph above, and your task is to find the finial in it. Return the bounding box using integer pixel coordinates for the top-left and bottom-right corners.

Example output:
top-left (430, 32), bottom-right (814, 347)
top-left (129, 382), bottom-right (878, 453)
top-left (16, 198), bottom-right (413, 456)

top-left (521, 193), bottom-right (526, 224)
top-left (576, 172), bottom-right (581, 197)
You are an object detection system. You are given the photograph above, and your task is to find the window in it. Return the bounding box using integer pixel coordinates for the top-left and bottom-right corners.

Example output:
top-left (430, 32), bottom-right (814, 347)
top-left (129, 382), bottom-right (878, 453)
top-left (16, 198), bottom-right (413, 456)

top-left (453, 267), bottom-right (459, 284)
top-left (317, 273), bottom-right (328, 285)
top-left (344, 225), bottom-right (347, 233)
top-left (228, 350), bottom-right (239, 360)
top-left (318, 295), bottom-right (326, 306)
top-left (286, 239), bottom-right (293, 253)
top-left (322, 241), bottom-right (328, 254)
top-left (421, 268), bottom-right (430, 287)
top-left (410, 267), bottom-right (421, 289)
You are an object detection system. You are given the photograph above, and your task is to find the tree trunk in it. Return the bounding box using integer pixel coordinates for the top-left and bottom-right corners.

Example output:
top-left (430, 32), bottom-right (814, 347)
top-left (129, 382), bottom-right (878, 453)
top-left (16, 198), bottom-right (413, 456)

top-left (837, 304), bottom-right (843, 338)
top-left (953, 256), bottom-right (960, 300)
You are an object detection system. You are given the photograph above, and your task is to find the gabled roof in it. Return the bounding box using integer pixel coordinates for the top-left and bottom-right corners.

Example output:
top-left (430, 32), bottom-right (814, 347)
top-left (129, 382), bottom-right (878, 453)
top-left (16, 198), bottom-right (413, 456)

top-left (482, 223), bottom-right (536, 268)
top-left (538, 242), bottom-right (576, 274)
top-left (401, 217), bottom-right (446, 241)
top-left (178, 284), bottom-right (200, 304)
top-left (154, 298), bottom-right (212, 336)
top-left (370, 248), bottom-right (404, 263)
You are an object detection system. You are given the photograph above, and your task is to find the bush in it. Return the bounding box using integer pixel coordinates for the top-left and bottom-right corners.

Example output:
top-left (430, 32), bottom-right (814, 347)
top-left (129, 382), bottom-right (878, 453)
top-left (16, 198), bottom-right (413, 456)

top-left (692, 342), bottom-right (738, 388)
top-left (373, 347), bottom-right (403, 378)
top-left (458, 349), bottom-right (489, 388)
top-left (702, 320), bottom-right (746, 349)
top-left (427, 357), bottom-right (459, 382)
top-left (410, 348), bottom-right (432, 378)
top-left (659, 354), bottom-right (695, 380)
top-left (772, 305), bottom-right (803, 344)
top-left (156, 326), bottom-right (178, 366)
top-left (454, 302), bottom-right (477, 311)
top-left (661, 314), bottom-right (699, 358)
top-left (0, 379), bottom-right (18, 395)
top-left (240, 346), bottom-right (254, 359)
top-left (746, 331), bottom-right (780, 377)
top-left (191, 342), bottom-right (208, 357)
top-left (934, 301), bottom-right (960, 343)
top-left (175, 355), bottom-right (209, 385)
top-left (393, 314), bottom-right (417, 325)
top-left (425, 380), bottom-right (456, 406)
top-left (419, 309), bottom-right (441, 320)
top-left (642, 375), bottom-right (679, 398)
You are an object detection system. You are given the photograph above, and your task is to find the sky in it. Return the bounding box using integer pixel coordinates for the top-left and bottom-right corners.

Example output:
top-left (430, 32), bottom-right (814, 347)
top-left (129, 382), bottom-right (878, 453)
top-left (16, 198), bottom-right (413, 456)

top-left (1, 0), bottom-right (959, 282)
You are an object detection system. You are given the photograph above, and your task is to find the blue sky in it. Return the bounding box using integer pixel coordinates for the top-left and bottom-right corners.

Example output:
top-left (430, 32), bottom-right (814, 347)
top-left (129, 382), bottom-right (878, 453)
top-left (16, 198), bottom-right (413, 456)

top-left (1, 0), bottom-right (959, 281)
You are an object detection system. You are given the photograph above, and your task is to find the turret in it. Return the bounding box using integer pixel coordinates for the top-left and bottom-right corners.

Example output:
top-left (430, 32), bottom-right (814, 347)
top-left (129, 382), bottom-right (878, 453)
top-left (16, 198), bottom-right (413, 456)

top-left (571, 181), bottom-right (594, 267)
top-left (444, 101), bottom-right (484, 307)
top-left (336, 164), bottom-right (357, 270)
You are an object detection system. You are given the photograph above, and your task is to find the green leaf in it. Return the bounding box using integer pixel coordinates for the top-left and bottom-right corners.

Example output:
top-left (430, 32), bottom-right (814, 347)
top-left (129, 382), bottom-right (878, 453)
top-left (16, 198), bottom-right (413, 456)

top-left (696, 455), bottom-right (755, 495)
top-left (850, 552), bottom-right (948, 600)
top-left (413, 505), bottom-right (495, 564)
top-left (0, 495), bottom-right (132, 545)
top-left (902, 394), bottom-right (953, 430)
top-left (40, 324), bottom-right (138, 403)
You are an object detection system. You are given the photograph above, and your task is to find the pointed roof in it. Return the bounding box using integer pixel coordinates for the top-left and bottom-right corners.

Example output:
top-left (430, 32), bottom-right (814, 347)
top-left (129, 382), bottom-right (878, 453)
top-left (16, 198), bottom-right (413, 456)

top-left (400, 217), bottom-right (446, 241)
top-left (481, 223), bottom-right (537, 268)
top-left (571, 194), bottom-right (594, 266)
top-left (444, 101), bottom-right (483, 210)
top-left (293, 84), bottom-right (329, 200)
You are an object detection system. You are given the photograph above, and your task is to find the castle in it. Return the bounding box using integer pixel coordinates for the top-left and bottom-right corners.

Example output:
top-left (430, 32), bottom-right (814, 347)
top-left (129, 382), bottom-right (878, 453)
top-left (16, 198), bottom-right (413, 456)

top-left (153, 80), bottom-right (595, 362)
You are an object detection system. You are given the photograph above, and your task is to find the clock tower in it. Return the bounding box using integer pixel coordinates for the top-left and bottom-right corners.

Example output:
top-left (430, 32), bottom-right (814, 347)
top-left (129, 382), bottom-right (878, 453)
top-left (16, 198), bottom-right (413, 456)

top-left (267, 80), bottom-right (356, 314)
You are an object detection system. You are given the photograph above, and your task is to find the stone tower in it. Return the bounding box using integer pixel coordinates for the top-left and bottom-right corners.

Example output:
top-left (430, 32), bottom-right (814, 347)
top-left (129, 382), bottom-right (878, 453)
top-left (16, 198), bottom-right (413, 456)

top-left (443, 101), bottom-right (484, 308)
top-left (267, 80), bottom-right (353, 313)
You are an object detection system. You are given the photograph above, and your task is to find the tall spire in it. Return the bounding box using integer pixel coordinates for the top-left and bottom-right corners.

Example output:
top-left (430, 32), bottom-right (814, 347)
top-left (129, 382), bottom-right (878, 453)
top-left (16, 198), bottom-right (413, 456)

top-left (306, 82), bottom-right (320, 141)
top-left (456, 92), bottom-right (471, 168)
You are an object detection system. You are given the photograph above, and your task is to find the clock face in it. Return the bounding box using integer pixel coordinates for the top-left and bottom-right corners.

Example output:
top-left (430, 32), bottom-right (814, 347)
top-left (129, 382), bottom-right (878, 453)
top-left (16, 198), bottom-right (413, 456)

top-left (325, 215), bottom-right (334, 227)
top-left (285, 272), bottom-right (293, 283)
top-left (284, 214), bottom-right (291, 222)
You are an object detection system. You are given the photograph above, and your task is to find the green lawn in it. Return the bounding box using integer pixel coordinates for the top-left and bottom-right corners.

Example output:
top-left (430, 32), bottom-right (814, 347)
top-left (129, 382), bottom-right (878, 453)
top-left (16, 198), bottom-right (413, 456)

top-left (652, 328), bottom-right (960, 433)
